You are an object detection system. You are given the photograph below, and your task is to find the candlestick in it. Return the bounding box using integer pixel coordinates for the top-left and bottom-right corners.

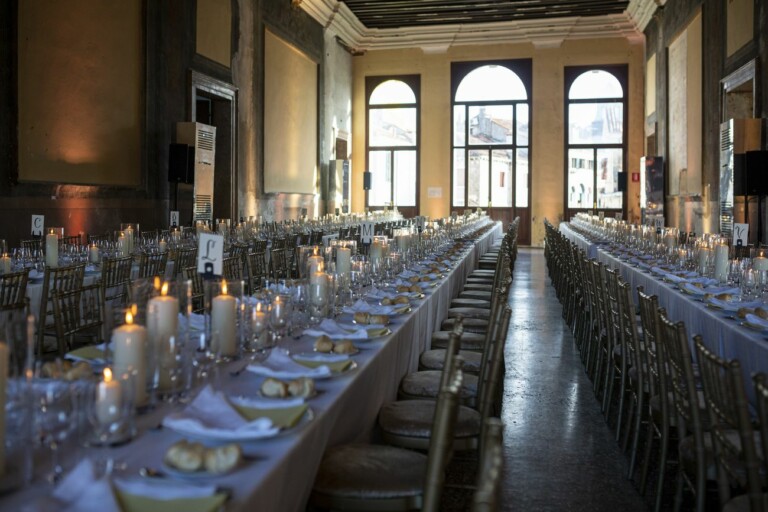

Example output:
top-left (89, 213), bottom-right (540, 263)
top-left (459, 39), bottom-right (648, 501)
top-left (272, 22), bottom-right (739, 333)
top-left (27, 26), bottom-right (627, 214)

top-left (211, 280), bottom-right (237, 357)
top-left (88, 244), bottom-right (100, 264)
top-left (95, 368), bottom-right (122, 425)
top-left (112, 311), bottom-right (148, 406)
top-left (45, 230), bottom-right (58, 268)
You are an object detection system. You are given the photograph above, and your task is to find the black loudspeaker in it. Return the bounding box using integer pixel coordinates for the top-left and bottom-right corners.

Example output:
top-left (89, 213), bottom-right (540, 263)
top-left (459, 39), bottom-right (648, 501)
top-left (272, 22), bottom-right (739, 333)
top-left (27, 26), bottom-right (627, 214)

top-left (734, 153), bottom-right (746, 196)
top-left (617, 172), bottom-right (627, 192)
top-left (169, 143), bottom-right (195, 184)
top-left (363, 171), bottom-right (372, 190)
top-left (746, 150), bottom-right (768, 195)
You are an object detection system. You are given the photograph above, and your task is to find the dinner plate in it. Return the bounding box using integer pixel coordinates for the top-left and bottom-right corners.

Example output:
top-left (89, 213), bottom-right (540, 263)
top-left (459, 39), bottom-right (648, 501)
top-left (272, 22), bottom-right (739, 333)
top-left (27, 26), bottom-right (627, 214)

top-left (313, 345), bottom-right (360, 356)
top-left (161, 453), bottom-right (250, 480)
top-left (291, 353), bottom-right (358, 376)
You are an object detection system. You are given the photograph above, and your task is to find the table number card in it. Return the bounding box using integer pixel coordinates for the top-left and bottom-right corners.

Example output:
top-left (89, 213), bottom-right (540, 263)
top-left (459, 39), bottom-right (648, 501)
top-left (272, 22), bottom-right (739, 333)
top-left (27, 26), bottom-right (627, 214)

top-left (31, 215), bottom-right (44, 237)
top-left (360, 222), bottom-right (374, 245)
top-left (170, 211), bottom-right (180, 228)
top-left (197, 233), bottom-right (224, 276)
top-left (733, 223), bottom-right (749, 246)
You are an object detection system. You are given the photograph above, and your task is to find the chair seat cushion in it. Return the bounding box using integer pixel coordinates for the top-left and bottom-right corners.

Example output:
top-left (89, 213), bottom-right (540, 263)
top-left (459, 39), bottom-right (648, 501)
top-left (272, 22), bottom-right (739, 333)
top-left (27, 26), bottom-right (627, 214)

top-left (446, 307), bottom-right (491, 319)
top-left (450, 298), bottom-right (491, 309)
top-left (463, 283), bottom-right (493, 292)
top-left (723, 493), bottom-right (768, 512)
top-left (313, 444), bottom-right (426, 499)
top-left (400, 370), bottom-right (478, 400)
top-left (459, 290), bottom-right (492, 300)
top-left (441, 316), bottom-right (489, 333)
top-left (420, 349), bottom-right (483, 373)
top-left (431, 331), bottom-right (486, 351)
top-left (678, 432), bottom-right (717, 481)
top-left (379, 400), bottom-right (481, 439)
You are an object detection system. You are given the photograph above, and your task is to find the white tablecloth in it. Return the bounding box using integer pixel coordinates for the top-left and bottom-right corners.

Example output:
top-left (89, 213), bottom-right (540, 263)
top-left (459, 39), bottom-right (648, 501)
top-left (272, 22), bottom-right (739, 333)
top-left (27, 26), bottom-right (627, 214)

top-left (558, 222), bottom-right (603, 259)
top-left (3, 222), bottom-right (502, 512)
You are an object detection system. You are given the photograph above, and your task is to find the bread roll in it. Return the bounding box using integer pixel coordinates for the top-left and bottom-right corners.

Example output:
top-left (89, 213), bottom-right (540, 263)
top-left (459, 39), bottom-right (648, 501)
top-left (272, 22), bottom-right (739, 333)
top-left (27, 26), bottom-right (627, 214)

top-left (396, 285), bottom-right (411, 293)
top-left (333, 340), bottom-right (356, 354)
top-left (737, 307), bottom-right (753, 319)
top-left (314, 335), bottom-right (334, 353)
top-left (380, 297), bottom-right (393, 305)
top-left (393, 295), bottom-right (410, 305)
top-left (288, 377), bottom-right (315, 398)
top-left (353, 312), bottom-right (370, 324)
top-left (261, 377), bottom-right (289, 398)
top-left (409, 284), bottom-right (422, 293)
top-left (204, 443), bottom-right (243, 474)
top-left (716, 293), bottom-right (732, 301)
top-left (408, 276), bottom-right (421, 283)
top-left (419, 276), bottom-right (432, 282)
top-left (368, 314), bottom-right (390, 325)
top-left (164, 440), bottom-right (205, 472)
top-left (65, 361), bottom-right (93, 380)
top-left (756, 307), bottom-right (768, 320)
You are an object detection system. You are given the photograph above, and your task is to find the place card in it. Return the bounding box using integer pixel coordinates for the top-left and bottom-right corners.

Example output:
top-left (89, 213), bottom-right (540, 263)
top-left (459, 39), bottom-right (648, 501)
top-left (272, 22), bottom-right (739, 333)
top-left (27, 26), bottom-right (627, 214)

top-left (733, 223), bottom-right (749, 246)
top-left (197, 233), bottom-right (224, 276)
top-left (360, 222), bottom-right (374, 245)
top-left (170, 211), bottom-right (180, 227)
top-left (31, 215), bottom-right (44, 236)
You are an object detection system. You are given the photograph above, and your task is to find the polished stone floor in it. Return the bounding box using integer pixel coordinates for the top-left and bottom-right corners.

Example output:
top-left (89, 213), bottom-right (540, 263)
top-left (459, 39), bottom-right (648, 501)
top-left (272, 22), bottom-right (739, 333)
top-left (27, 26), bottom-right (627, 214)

top-left (439, 247), bottom-right (651, 511)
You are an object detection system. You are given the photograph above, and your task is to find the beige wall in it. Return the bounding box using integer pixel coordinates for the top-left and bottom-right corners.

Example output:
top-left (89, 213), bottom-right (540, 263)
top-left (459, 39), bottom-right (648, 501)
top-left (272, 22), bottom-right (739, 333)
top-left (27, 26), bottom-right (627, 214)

top-left (17, 0), bottom-right (143, 186)
top-left (197, 0), bottom-right (232, 67)
top-left (727, 0), bottom-right (753, 57)
top-left (352, 38), bottom-right (645, 246)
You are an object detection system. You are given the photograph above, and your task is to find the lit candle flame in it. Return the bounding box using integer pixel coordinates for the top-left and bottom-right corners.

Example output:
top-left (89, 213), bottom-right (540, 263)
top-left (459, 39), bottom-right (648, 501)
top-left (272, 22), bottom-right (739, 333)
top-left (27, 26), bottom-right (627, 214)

top-left (222, 280), bottom-right (228, 295)
top-left (154, 276), bottom-right (161, 291)
top-left (161, 282), bottom-right (168, 296)
top-left (104, 367), bottom-right (113, 383)
top-left (130, 303), bottom-right (138, 317)
top-left (125, 311), bottom-right (134, 325)
top-left (256, 302), bottom-right (262, 313)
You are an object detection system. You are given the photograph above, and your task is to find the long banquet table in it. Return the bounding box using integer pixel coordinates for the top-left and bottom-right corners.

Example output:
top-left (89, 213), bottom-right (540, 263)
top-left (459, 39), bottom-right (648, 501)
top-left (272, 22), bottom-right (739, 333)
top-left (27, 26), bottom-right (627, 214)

top-left (4, 222), bottom-right (503, 512)
top-left (559, 222), bottom-right (768, 405)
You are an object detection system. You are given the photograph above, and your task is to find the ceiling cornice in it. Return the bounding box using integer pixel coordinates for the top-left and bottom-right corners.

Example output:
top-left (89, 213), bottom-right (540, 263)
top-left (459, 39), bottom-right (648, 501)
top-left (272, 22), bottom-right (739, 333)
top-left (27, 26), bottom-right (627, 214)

top-left (297, 0), bottom-right (650, 53)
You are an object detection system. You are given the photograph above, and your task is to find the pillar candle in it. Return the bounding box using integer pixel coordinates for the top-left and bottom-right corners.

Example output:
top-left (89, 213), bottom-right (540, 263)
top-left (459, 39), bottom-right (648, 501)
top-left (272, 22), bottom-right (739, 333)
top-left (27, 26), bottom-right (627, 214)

top-left (664, 234), bottom-right (677, 249)
top-left (118, 233), bottom-right (127, 257)
top-left (211, 281), bottom-right (237, 357)
top-left (89, 244), bottom-right (100, 264)
top-left (754, 255), bottom-right (768, 271)
top-left (45, 230), bottom-right (58, 268)
top-left (158, 240), bottom-right (168, 254)
top-left (0, 253), bottom-right (10, 274)
top-left (95, 368), bottom-right (122, 425)
top-left (698, 247), bottom-right (711, 275)
top-left (714, 243), bottom-right (729, 282)
top-left (308, 255), bottom-right (324, 276)
top-left (124, 227), bottom-right (134, 255)
top-left (112, 312), bottom-right (148, 406)
top-left (369, 241), bottom-right (383, 264)
top-left (147, 283), bottom-right (179, 390)
top-left (336, 247), bottom-right (351, 276)
top-left (0, 342), bottom-right (7, 476)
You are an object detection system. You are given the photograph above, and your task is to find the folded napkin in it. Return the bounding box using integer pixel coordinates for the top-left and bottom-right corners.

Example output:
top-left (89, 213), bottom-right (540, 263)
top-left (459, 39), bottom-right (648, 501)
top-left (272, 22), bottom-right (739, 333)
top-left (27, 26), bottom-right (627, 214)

top-left (343, 299), bottom-right (396, 316)
top-left (178, 312), bottom-right (205, 331)
top-left (162, 385), bottom-right (279, 440)
top-left (228, 396), bottom-right (309, 429)
top-left (398, 270), bottom-right (418, 279)
top-left (292, 352), bottom-right (350, 364)
top-left (703, 286), bottom-right (741, 296)
top-left (35, 458), bottom-right (224, 512)
top-left (85, 265), bottom-right (98, 273)
top-left (681, 283), bottom-right (707, 295)
top-left (303, 319), bottom-right (371, 340)
top-left (246, 348), bottom-right (333, 379)
top-left (28, 269), bottom-right (43, 280)
top-left (705, 298), bottom-right (763, 312)
top-left (66, 343), bottom-right (107, 364)
top-left (689, 277), bottom-right (719, 287)
top-left (744, 313), bottom-right (768, 330)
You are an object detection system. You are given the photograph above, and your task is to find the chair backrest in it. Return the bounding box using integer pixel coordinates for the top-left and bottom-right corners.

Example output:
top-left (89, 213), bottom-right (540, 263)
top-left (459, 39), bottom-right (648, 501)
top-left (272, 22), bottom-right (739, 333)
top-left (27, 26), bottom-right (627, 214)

top-left (477, 306), bottom-right (512, 423)
top-left (694, 337), bottom-right (763, 510)
top-left (183, 266), bottom-right (205, 313)
top-left (603, 267), bottom-right (622, 352)
top-left (58, 234), bottom-right (82, 247)
top-left (637, 288), bottom-right (665, 401)
top-left (52, 283), bottom-right (104, 353)
top-left (658, 313), bottom-right (702, 435)
top-left (100, 256), bottom-right (133, 306)
top-left (247, 251), bottom-right (268, 291)
top-left (36, 263), bottom-right (86, 354)
top-left (753, 373), bottom-right (768, 468)
top-left (138, 251), bottom-right (169, 279)
top-left (0, 269), bottom-right (30, 311)
top-left (251, 239), bottom-right (268, 253)
top-left (616, 280), bottom-right (643, 390)
top-left (21, 239), bottom-right (42, 252)
top-left (422, 355), bottom-right (464, 512)
top-left (472, 418), bottom-right (504, 512)
top-left (173, 247), bottom-right (198, 277)
top-left (270, 248), bottom-right (288, 279)
top-left (222, 256), bottom-right (244, 281)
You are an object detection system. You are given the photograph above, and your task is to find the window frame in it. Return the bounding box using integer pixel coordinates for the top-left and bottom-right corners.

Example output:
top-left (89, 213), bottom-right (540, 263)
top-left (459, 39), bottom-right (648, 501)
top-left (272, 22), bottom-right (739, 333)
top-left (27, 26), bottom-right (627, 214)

top-left (563, 64), bottom-right (628, 218)
top-left (450, 59), bottom-right (532, 211)
top-left (364, 75), bottom-right (421, 210)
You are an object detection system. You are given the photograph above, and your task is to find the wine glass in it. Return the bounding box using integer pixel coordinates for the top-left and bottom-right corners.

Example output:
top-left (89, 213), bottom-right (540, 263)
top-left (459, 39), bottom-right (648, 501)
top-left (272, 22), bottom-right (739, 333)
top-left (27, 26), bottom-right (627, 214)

top-left (269, 294), bottom-right (292, 339)
top-left (33, 377), bottom-right (76, 483)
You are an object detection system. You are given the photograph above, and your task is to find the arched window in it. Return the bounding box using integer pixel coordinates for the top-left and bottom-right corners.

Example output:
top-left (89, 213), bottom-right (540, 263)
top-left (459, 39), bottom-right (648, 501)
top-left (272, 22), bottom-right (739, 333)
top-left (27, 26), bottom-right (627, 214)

top-left (564, 66), bottom-right (627, 218)
top-left (365, 76), bottom-right (420, 212)
top-left (451, 60), bottom-right (531, 243)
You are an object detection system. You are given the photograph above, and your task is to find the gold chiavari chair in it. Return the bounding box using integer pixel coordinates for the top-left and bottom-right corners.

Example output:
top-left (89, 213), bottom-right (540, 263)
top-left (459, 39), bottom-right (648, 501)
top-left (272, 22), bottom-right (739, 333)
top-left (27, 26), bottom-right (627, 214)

top-left (172, 247), bottom-right (198, 277)
top-left (87, 233), bottom-right (110, 245)
top-left (36, 263), bottom-right (86, 355)
top-left (246, 251), bottom-right (268, 292)
top-left (52, 283), bottom-right (104, 353)
top-left (183, 266), bottom-right (204, 313)
top-left (21, 239), bottom-right (42, 252)
top-left (99, 256), bottom-right (133, 307)
top-left (310, 355), bottom-right (464, 512)
top-left (0, 268), bottom-right (30, 312)
top-left (222, 256), bottom-right (244, 281)
top-left (471, 418), bottom-right (504, 512)
top-left (138, 251), bottom-right (169, 279)
top-left (269, 248), bottom-right (288, 279)
top-left (58, 234), bottom-right (82, 247)
top-left (251, 239), bottom-right (268, 253)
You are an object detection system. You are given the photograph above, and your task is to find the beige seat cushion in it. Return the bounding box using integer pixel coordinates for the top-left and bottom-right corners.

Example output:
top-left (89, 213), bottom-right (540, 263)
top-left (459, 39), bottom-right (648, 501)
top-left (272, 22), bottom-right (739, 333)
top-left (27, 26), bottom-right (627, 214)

top-left (459, 290), bottom-right (493, 300)
top-left (446, 307), bottom-right (491, 319)
top-left (420, 349), bottom-right (483, 373)
top-left (431, 330), bottom-right (486, 351)
top-left (313, 444), bottom-right (426, 499)
top-left (441, 316), bottom-right (489, 333)
top-left (463, 283), bottom-right (493, 291)
top-left (379, 400), bottom-right (481, 439)
top-left (450, 298), bottom-right (491, 309)
top-left (400, 370), bottom-right (478, 400)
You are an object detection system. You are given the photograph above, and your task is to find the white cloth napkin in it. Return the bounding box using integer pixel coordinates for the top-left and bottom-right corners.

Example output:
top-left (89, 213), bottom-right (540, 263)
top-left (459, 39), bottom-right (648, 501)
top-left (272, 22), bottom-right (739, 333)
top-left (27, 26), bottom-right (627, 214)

top-left (303, 319), bottom-right (371, 340)
top-left (705, 298), bottom-right (762, 311)
top-left (65, 343), bottom-right (107, 364)
top-left (230, 394), bottom-right (306, 408)
top-left (246, 348), bottom-right (333, 379)
top-left (162, 385), bottom-right (279, 440)
top-left (28, 269), bottom-right (43, 280)
top-left (681, 283), bottom-right (707, 295)
top-left (745, 313), bottom-right (768, 329)
top-left (342, 299), bottom-right (396, 316)
top-left (292, 352), bottom-right (350, 364)
top-left (178, 312), bottom-right (206, 331)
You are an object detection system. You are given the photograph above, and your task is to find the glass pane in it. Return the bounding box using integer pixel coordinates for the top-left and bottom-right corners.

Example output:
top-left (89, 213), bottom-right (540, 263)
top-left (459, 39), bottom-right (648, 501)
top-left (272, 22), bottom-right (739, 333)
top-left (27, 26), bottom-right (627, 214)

top-left (516, 104), bottom-right (529, 147)
top-left (368, 151), bottom-right (392, 206)
top-left (369, 108), bottom-right (417, 147)
top-left (516, 148), bottom-right (529, 207)
top-left (455, 65), bottom-right (527, 101)
top-left (596, 148), bottom-right (623, 209)
top-left (393, 150), bottom-right (417, 207)
top-left (468, 105), bottom-right (513, 145)
top-left (369, 80), bottom-right (416, 105)
top-left (569, 70), bottom-right (623, 99)
top-left (453, 105), bottom-right (466, 146)
top-left (567, 148), bottom-right (594, 208)
top-left (453, 149), bottom-right (465, 207)
top-left (490, 150), bottom-right (513, 207)
top-left (468, 150), bottom-right (489, 207)
top-left (568, 103), bottom-right (623, 144)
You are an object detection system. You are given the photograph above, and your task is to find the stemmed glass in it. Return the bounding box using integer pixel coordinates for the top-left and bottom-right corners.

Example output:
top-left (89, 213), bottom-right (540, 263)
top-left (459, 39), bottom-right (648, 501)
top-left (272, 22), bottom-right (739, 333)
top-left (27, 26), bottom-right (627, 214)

top-left (32, 376), bottom-right (76, 483)
top-left (290, 283), bottom-right (309, 333)
top-left (269, 294), bottom-right (292, 340)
